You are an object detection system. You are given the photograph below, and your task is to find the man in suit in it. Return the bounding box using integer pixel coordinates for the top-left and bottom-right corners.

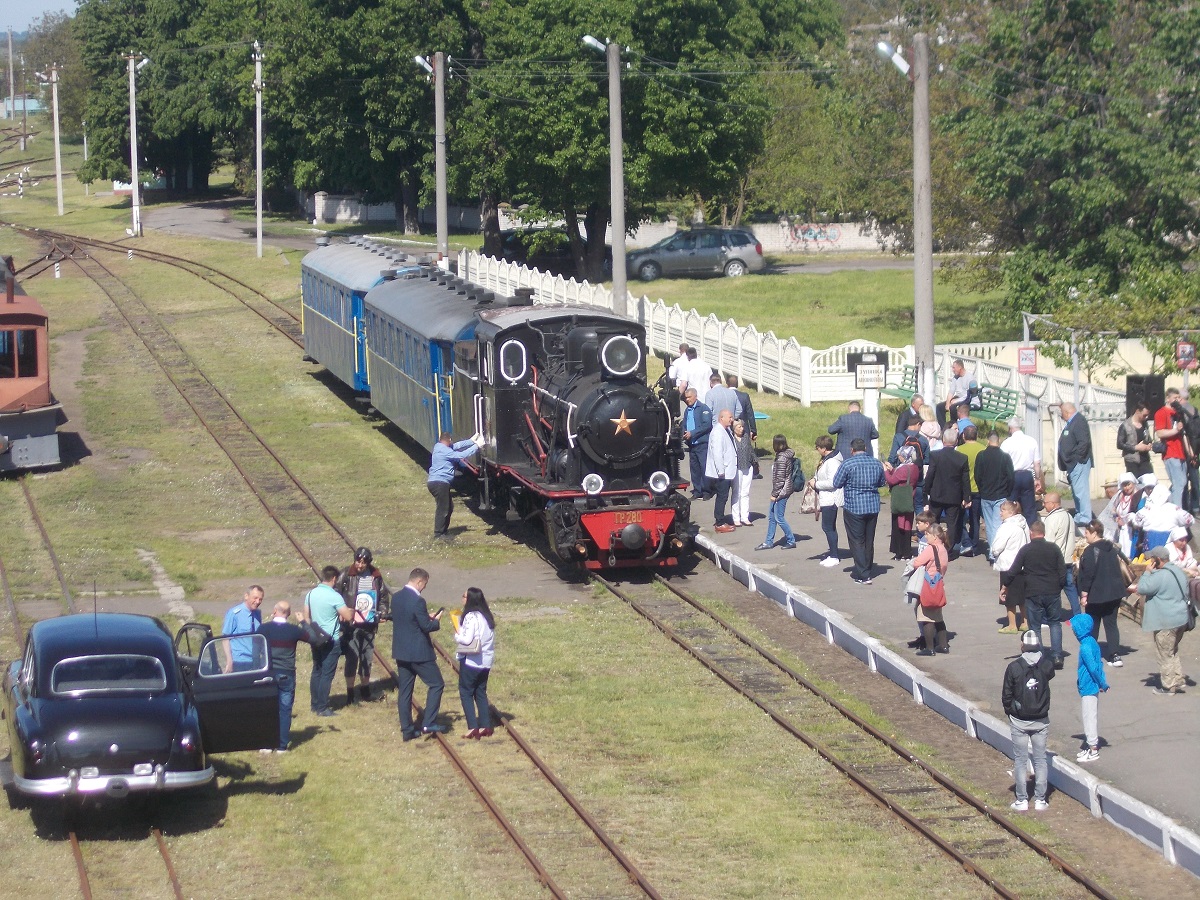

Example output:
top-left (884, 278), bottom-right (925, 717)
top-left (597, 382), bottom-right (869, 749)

top-left (924, 428), bottom-right (972, 557)
top-left (706, 409), bottom-right (738, 532)
top-left (391, 567), bottom-right (446, 740)
top-left (895, 394), bottom-right (924, 434)
top-left (726, 374), bottom-right (759, 478)
top-left (828, 400), bottom-right (879, 458)
top-left (682, 388), bottom-right (713, 499)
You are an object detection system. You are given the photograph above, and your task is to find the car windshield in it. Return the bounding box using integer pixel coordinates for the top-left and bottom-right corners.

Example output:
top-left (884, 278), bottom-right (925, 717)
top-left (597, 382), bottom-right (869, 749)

top-left (50, 654), bottom-right (168, 695)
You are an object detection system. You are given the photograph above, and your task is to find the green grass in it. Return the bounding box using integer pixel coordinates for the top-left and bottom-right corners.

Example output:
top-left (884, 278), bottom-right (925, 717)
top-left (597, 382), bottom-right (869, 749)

top-left (638, 268), bottom-right (1016, 349)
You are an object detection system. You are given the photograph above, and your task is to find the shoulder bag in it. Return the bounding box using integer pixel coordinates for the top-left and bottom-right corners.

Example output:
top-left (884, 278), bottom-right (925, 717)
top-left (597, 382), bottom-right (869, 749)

top-left (457, 614), bottom-right (483, 655)
top-left (1166, 567), bottom-right (1197, 632)
top-left (304, 590), bottom-right (334, 647)
top-left (890, 467), bottom-right (915, 515)
top-left (798, 482), bottom-right (819, 515)
top-left (920, 546), bottom-right (947, 609)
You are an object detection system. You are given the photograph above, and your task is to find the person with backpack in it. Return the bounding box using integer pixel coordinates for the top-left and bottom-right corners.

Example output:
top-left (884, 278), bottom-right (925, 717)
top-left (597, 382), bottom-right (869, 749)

top-left (1002, 629), bottom-right (1056, 811)
top-left (1071, 612), bottom-right (1109, 763)
top-left (755, 434), bottom-right (798, 550)
top-left (889, 417), bottom-right (929, 510)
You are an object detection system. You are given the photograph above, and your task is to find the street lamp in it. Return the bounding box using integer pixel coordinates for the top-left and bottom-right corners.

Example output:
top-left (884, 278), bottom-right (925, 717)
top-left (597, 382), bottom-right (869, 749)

top-left (582, 35), bottom-right (627, 317)
top-left (126, 54), bottom-right (150, 237)
top-left (877, 36), bottom-right (935, 405)
top-left (415, 53), bottom-right (448, 262)
top-left (253, 41), bottom-right (264, 258)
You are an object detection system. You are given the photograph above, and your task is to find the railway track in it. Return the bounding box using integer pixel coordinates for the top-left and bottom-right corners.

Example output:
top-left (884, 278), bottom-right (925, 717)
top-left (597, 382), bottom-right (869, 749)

top-left (593, 572), bottom-right (1117, 900)
top-left (68, 824), bottom-right (185, 900)
top-left (37, 247), bottom-right (662, 899)
top-left (3, 223), bottom-right (303, 345)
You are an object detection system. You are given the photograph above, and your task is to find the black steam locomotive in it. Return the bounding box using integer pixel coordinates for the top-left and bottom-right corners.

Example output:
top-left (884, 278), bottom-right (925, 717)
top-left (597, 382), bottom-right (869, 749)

top-left (301, 239), bottom-right (692, 568)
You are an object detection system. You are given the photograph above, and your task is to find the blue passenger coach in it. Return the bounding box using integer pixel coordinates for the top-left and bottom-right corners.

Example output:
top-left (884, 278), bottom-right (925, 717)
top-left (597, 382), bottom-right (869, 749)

top-left (300, 238), bottom-right (419, 392)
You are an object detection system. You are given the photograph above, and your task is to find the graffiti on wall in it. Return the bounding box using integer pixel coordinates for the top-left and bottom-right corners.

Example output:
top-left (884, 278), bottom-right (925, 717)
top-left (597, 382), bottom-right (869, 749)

top-left (781, 219), bottom-right (842, 250)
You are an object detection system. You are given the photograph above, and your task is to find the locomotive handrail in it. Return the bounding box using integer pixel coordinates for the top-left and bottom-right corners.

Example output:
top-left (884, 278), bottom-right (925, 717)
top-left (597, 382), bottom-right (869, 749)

top-left (531, 384), bottom-right (579, 449)
top-left (657, 397), bottom-right (673, 444)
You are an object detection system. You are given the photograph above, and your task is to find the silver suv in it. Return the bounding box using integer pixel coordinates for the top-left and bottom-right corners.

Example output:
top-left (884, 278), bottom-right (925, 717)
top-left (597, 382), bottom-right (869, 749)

top-left (626, 227), bottom-right (764, 281)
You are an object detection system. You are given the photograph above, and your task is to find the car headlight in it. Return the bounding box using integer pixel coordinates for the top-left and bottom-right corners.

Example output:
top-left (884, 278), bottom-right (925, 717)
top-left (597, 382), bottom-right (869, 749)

top-left (648, 471), bottom-right (670, 495)
top-left (582, 474), bottom-right (605, 496)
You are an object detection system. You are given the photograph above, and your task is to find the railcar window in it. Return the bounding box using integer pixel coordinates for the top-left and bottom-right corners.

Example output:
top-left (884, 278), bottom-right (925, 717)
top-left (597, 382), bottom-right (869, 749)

top-left (50, 654), bottom-right (168, 694)
top-left (0, 330), bottom-right (14, 377)
top-left (16, 329), bottom-right (37, 378)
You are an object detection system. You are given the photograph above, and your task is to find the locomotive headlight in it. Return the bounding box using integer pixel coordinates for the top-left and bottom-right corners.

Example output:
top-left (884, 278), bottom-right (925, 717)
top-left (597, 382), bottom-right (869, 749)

top-left (600, 335), bottom-right (641, 377)
top-left (582, 473), bottom-right (605, 496)
top-left (648, 471), bottom-right (670, 495)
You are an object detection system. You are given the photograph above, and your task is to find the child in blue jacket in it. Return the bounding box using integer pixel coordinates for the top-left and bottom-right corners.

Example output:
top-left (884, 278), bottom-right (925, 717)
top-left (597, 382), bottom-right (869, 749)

top-left (1071, 612), bottom-right (1109, 763)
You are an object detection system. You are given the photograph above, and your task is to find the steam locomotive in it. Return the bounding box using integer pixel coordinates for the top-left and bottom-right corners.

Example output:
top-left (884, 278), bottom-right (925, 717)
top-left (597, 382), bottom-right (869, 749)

top-left (300, 238), bottom-right (692, 569)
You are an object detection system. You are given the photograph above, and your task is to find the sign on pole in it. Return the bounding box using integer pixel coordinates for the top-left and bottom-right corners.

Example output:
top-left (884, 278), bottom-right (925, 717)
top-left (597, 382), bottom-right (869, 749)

top-left (1176, 340), bottom-right (1197, 371)
top-left (1017, 346), bottom-right (1037, 374)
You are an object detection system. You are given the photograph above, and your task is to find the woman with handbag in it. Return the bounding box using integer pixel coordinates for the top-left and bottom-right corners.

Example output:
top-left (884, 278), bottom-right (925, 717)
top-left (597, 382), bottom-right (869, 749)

top-left (1077, 519), bottom-right (1131, 666)
top-left (884, 444), bottom-right (921, 559)
top-left (755, 434), bottom-right (797, 550)
top-left (907, 512), bottom-right (950, 655)
top-left (810, 435), bottom-right (844, 565)
top-left (454, 587), bottom-right (496, 738)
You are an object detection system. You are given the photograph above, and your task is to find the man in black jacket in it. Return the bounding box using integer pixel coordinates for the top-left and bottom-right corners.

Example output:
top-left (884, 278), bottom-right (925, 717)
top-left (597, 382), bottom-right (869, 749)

top-left (1117, 405), bottom-right (1153, 478)
top-left (923, 428), bottom-right (971, 555)
top-left (1002, 629), bottom-right (1056, 811)
top-left (1057, 401), bottom-right (1094, 526)
top-left (1003, 521), bottom-right (1068, 667)
top-left (975, 430), bottom-right (1015, 561)
top-left (336, 547), bottom-right (392, 705)
top-left (895, 394), bottom-right (924, 434)
top-left (391, 568), bottom-right (445, 740)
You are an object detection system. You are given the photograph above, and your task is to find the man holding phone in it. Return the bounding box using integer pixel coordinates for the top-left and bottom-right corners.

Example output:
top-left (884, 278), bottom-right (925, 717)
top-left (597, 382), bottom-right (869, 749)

top-left (391, 567), bottom-right (446, 739)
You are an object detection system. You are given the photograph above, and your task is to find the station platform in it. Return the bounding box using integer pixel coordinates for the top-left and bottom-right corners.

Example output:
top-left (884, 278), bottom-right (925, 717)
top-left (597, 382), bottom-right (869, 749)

top-left (689, 459), bottom-right (1200, 846)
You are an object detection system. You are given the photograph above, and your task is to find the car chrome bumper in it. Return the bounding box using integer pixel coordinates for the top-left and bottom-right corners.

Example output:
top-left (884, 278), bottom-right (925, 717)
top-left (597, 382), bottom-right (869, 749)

top-left (12, 765), bottom-right (214, 797)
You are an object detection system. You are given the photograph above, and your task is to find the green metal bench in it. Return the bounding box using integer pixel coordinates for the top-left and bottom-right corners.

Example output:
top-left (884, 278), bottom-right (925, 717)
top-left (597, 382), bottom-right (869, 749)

top-left (880, 364), bottom-right (918, 402)
top-left (971, 384), bottom-right (1020, 427)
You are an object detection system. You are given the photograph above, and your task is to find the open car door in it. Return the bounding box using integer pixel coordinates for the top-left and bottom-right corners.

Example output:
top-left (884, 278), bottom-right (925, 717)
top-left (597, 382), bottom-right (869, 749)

top-left (174, 626), bottom-right (279, 754)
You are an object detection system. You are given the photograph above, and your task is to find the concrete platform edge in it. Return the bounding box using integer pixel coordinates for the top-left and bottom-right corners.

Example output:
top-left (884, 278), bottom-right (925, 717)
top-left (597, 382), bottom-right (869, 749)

top-left (694, 534), bottom-right (1200, 879)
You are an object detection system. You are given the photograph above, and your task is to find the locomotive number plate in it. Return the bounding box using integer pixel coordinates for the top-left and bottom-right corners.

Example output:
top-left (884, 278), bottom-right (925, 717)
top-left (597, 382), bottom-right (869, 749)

top-left (613, 511), bottom-right (643, 524)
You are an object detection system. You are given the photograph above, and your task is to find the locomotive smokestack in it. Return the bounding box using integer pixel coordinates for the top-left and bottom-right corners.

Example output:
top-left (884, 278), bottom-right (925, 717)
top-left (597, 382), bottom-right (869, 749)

top-left (4, 255), bottom-right (14, 303)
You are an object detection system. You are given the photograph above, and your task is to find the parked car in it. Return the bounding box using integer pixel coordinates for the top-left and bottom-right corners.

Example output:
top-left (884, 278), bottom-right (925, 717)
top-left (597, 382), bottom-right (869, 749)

top-left (495, 228), bottom-right (612, 281)
top-left (626, 227), bottom-right (764, 281)
top-left (3, 613), bottom-right (278, 800)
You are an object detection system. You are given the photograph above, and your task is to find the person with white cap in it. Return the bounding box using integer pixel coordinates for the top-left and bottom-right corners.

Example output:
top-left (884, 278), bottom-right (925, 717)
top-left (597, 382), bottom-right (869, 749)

top-left (1167, 526), bottom-right (1197, 578)
top-left (1001, 629), bottom-right (1055, 811)
top-left (1002, 416), bottom-right (1041, 526)
top-left (1133, 483), bottom-right (1194, 552)
top-left (1098, 472), bottom-right (1140, 557)
top-left (1137, 546), bottom-right (1192, 695)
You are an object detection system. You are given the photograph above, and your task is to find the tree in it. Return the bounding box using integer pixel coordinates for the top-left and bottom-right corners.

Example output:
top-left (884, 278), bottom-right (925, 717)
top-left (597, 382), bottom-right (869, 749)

top-left (23, 13), bottom-right (87, 136)
top-left (943, 0), bottom-right (1199, 329)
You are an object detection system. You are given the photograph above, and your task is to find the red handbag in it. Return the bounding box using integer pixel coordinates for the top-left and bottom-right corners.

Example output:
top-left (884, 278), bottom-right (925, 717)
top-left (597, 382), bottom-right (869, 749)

top-left (919, 546), bottom-right (947, 609)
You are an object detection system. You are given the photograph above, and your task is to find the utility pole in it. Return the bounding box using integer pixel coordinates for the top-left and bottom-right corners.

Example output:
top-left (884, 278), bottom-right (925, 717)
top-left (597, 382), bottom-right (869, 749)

top-left (20, 56), bottom-right (28, 152)
top-left (253, 41), bottom-right (263, 258)
top-left (583, 35), bottom-right (628, 317)
top-left (82, 120), bottom-right (89, 195)
top-left (49, 66), bottom-right (63, 215)
top-left (434, 51), bottom-right (448, 261)
top-left (126, 55), bottom-right (148, 237)
top-left (6, 29), bottom-right (13, 132)
top-left (912, 33), bottom-right (935, 406)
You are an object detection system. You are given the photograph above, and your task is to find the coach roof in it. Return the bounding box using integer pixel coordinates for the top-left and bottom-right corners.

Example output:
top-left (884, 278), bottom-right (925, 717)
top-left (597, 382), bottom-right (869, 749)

top-left (365, 270), bottom-right (482, 342)
top-left (301, 240), bottom-right (416, 294)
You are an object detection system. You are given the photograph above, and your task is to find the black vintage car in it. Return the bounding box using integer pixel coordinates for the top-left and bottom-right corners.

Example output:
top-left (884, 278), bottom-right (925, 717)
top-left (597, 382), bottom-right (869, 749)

top-left (2, 613), bottom-right (279, 800)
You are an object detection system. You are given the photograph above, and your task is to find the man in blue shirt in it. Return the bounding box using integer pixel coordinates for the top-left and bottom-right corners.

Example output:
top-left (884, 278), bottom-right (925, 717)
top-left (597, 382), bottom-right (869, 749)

top-left (221, 585), bottom-right (264, 672)
top-left (681, 389), bottom-right (714, 499)
top-left (427, 431), bottom-right (483, 540)
top-left (833, 439), bottom-right (887, 584)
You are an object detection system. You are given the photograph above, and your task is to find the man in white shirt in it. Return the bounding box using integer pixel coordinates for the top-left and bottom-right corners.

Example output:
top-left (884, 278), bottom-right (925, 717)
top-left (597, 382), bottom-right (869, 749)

top-left (937, 358), bottom-right (975, 428)
top-left (1041, 492), bottom-right (1080, 615)
top-left (705, 409), bottom-right (738, 533)
top-left (1002, 416), bottom-right (1042, 525)
top-left (682, 347), bottom-right (713, 406)
top-left (668, 343), bottom-right (690, 390)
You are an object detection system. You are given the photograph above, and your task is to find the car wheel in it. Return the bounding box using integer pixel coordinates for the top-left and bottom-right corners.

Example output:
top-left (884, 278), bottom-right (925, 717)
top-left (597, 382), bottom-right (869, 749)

top-left (724, 259), bottom-right (747, 277)
top-left (638, 261), bottom-right (661, 282)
